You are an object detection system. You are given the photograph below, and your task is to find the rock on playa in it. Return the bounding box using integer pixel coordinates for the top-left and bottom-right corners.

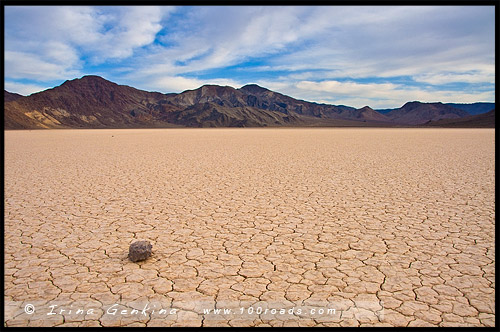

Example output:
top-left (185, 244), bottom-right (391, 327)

top-left (128, 241), bottom-right (152, 262)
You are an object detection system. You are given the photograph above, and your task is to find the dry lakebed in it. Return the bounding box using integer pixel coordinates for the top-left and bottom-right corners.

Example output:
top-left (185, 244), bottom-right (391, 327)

top-left (4, 128), bottom-right (495, 327)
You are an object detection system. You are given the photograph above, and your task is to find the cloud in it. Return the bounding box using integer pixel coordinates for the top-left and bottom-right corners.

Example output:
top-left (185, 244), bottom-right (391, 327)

top-left (251, 6), bottom-right (494, 81)
top-left (4, 6), bottom-right (173, 79)
top-left (255, 79), bottom-right (495, 109)
top-left (4, 49), bottom-right (81, 81)
top-left (4, 6), bottom-right (495, 108)
top-left (134, 7), bottom-right (310, 74)
top-left (87, 6), bottom-right (170, 61)
top-left (4, 81), bottom-right (53, 96)
top-left (137, 75), bottom-right (241, 94)
top-left (128, 6), bottom-right (494, 103)
top-left (413, 71), bottom-right (495, 85)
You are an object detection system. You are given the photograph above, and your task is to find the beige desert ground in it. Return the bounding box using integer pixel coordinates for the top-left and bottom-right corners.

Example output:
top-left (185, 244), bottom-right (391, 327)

top-left (4, 128), bottom-right (495, 327)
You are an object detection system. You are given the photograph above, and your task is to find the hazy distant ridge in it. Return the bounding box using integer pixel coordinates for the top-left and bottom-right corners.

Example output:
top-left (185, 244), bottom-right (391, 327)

top-left (445, 103), bottom-right (495, 116)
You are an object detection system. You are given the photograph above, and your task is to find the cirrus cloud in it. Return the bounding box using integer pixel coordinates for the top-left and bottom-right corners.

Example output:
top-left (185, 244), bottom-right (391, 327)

top-left (4, 5), bottom-right (495, 108)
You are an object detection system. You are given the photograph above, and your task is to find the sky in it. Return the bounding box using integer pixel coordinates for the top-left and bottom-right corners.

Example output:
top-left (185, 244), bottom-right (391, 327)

top-left (4, 5), bottom-right (495, 109)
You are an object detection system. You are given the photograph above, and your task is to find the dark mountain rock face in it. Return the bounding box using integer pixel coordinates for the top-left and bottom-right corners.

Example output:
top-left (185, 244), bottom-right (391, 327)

top-left (165, 85), bottom-right (247, 109)
top-left (4, 90), bottom-right (24, 102)
top-left (423, 109), bottom-right (495, 128)
top-left (237, 84), bottom-right (361, 119)
top-left (168, 102), bottom-right (301, 127)
top-left (3, 75), bottom-right (493, 129)
top-left (385, 101), bottom-right (470, 125)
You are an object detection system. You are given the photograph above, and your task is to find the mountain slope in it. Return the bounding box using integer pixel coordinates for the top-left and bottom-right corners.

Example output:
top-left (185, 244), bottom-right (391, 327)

top-left (347, 106), bottom-right (391, 123)
top-left (167, 83), bottom-right (359, 120)
top-left (238, 84), bottom-right (358, 119)
top-left (4, 76), bottom-right (180, 128)
top-left (385, 101), bottom-right (469, 125)
top-left (168, 102), bottom-right (302, 127)
top-left (4, 90), bottom-right (24, 102)
top-left (423, 109), bottom-right (495, 128)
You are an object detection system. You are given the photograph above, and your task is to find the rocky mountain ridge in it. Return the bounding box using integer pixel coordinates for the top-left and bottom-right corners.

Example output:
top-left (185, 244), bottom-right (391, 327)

top-left (4, 75), bottom-right (495, 129)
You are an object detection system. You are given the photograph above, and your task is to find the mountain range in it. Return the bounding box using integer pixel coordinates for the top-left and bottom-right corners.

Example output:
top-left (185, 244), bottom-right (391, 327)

top-left (424, 109), bottom-right (496, 128)
top-left (4, 75), bottom-right (495, 129)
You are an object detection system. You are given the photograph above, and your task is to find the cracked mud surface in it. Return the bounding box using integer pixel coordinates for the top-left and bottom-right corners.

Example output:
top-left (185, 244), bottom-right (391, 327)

top-left (4, 128), bottom-right (495, 327)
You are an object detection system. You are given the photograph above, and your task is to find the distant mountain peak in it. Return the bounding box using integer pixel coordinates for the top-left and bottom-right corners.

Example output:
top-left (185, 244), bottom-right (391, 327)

top-left (200, 84), bottom-right (237, 90)
top-left (60, 75), bottom-right (117, 89)
top-left (184, 84), bottom-right (237, 94)
top-left (81, 74), bottom-right (108, 80)
top-left (403, 101), bottom-right (422, 106)
top-left (239, 84), bottom-right (270, 94)
top-left (388, 100), bottom-right (470, 125)
top-left (66, 75), bottom-right (109, 82)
